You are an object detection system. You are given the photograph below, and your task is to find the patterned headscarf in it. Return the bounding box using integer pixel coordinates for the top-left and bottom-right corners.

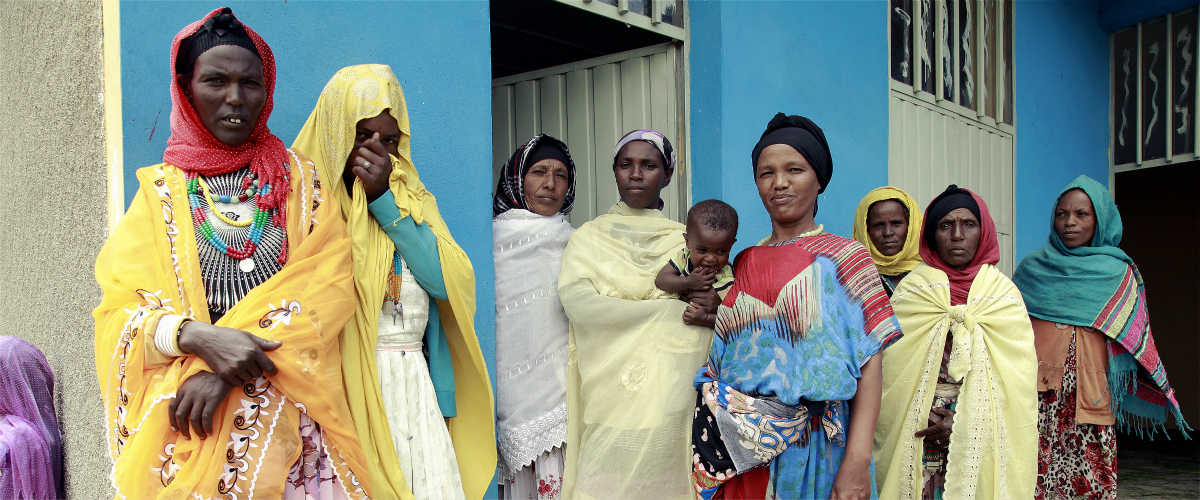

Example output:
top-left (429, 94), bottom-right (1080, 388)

top-left (918, 186), bottom-right (1000, 306)
top-left (613, 129), bottom-right (676, 171)
top-left (164, 7), bottom-right (291, 222)
top-left (493, 135), bottom-right (577, 217)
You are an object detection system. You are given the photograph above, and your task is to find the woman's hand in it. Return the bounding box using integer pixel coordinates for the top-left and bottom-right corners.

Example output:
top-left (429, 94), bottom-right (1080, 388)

top-left (169, 371), bottom-right (234, 440)
top-left (829, 452), bottom-right (872, 500)
top-left (351, 133), bottom-right (394, 202)
top-left (914, 407), bottom-right (955, 449)
top-left (178, 321), bottom-right (281, 387)
top-left (682, 302), bottom-right (714, 328)
top-left (681, 287), bottom-right (720, 314)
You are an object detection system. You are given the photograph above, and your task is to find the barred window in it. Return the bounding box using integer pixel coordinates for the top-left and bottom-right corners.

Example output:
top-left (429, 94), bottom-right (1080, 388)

top-left (1112, 8), bottom-right (1198, 170)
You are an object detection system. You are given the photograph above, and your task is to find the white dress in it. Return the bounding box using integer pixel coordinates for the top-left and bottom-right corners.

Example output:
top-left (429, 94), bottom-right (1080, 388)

top-left (375, 258), bottom-right (465, 500)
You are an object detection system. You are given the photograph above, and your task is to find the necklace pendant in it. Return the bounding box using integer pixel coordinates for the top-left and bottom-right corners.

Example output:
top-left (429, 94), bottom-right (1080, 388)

top-left (238, 258), bottom-right (256, 273)
top-left (382, 301), bottom-right (395, 315)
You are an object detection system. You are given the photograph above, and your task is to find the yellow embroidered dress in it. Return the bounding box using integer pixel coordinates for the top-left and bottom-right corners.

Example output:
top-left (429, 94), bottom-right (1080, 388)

top-left (93, 152), bottom-right (370, 499)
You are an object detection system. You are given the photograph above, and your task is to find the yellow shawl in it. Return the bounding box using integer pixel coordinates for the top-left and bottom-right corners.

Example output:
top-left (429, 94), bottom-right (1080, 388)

top-left (291, 64), bottom-right (495, 500)
top-left (852, 186), bottom-right (923, 275)
top-left (558, 203), bottom-right (713, 500)
top-left (93, 152), bottom-right (370, 499)
top-left (874, 263), bottom-right (1037, 500)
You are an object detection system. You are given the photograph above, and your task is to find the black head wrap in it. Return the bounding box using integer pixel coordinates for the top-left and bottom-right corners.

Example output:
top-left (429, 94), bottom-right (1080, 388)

top-left (527, 141), bottom-right (571, 169)
top-left (750, 113), bottom-right (833, 194)
top-left (493, 135), bottom-right (577, 217)
top-left (176, 7), bottom-right (261, 76)
top-left (923, 184), bottom-right (982, 249)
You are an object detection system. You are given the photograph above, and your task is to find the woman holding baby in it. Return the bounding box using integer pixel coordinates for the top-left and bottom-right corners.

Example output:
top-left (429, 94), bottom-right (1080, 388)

top-left (690, 113), bottom-right (902, 500)
top-left (557, 129), bottom-right (717, 500)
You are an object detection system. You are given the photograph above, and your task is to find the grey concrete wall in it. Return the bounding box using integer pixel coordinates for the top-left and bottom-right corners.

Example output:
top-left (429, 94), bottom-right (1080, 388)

top-left (0, 1), bottom-right (114, 498)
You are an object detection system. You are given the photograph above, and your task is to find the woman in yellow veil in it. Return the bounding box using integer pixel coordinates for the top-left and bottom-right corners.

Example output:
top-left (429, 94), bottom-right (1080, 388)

top-left (852, 186), bottom-right (923, 296)
top-left (292, 64), bottom-right (496, 500)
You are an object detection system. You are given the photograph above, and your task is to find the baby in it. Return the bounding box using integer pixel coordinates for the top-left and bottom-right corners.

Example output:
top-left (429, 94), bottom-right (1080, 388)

top-left (655, 199), bottom-right (738, 328)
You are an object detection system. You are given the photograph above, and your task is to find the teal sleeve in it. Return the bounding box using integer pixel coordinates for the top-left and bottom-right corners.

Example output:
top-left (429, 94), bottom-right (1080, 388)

top-left (424, 300), bottom-right (457, 417)
top-left (367, 191), bottom-right (448, 300)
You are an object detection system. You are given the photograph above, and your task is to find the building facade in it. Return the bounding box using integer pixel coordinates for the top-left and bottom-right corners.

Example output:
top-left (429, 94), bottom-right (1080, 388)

top-left (1, 0), bottom-right (1194, 497)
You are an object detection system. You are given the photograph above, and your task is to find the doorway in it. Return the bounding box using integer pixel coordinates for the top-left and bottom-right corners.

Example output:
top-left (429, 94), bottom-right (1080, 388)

top-left (491, 0), bottom-right (687, 226)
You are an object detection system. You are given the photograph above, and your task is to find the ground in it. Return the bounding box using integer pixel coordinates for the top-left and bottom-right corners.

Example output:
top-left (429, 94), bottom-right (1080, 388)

top-left (1118, 429), bottom-right (1199, 499)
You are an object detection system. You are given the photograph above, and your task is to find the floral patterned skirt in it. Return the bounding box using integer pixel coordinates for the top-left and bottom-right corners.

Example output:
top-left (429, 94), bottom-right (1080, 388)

top-left (282, 412), bottom-right (351, 500)
top-left (1036, 336), bottom-right (1117, 500)
top-left (499, 447), bottom-right (564, 500)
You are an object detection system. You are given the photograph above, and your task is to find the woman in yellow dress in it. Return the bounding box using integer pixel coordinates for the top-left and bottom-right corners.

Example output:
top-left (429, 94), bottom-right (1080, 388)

top-left (94, 8), bottom-right (369, 498)
top-left (293, 64), bottom-right (496, 500)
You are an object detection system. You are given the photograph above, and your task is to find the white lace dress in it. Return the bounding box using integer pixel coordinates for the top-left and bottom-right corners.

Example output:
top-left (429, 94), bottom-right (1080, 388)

top-left (376, 258), bottom-right (465, 500)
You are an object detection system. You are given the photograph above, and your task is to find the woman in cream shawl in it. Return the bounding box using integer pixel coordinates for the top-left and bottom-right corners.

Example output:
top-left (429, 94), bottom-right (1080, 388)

top-left (493, 135), bottom-right (576, 499)
top-left (853, 186), bottom-right (923, 296)
top-left (558, 129), bottom-right (715, 500)
top-left (875, 185), bottom-right (1037, 500)
top-left (292, 64), bottom-right (496, 500)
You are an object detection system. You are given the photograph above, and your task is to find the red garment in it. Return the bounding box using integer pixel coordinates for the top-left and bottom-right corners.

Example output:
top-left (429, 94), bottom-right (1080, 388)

top-left (714, 466), bottom-right (769, 500)
top-left (163, 7), bottom-right (290, 218)
top-left (917, 189), bottom-right (1000, 305)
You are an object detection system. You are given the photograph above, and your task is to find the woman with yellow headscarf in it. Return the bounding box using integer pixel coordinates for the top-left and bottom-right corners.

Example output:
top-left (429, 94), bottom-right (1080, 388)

top-left (853, 187), bottom-right (923, 296)
top-left (292, 64), bottom-right (496, 500)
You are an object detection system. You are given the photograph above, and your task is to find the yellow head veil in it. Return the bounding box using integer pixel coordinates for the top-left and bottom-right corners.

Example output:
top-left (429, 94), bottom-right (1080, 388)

top-left (852, 186), bottom-right (923, 276)
top-left (291, 64), bottom-right (496, 500)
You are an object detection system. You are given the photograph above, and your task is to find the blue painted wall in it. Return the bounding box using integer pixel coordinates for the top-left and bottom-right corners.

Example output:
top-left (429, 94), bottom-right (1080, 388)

top-left (689, 0), bottom-right (890, 254)
top-left (119, 2), bottom-right (497, 495)
top-left (1013, 0), bottom-right (1111, 261)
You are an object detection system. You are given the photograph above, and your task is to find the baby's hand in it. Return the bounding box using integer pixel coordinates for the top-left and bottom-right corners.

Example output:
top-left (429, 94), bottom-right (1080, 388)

top-left (685, 266), bottom-right (718, 289)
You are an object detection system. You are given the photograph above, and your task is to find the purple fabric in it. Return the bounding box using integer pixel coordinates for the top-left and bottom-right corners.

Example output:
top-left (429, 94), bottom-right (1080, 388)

top-left (0, 337), bottom-right (62, 499)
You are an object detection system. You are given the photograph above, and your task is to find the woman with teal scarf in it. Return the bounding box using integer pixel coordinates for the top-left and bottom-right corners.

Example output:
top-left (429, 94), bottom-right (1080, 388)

top-left (1013, 175), bottom-right (1190, 500)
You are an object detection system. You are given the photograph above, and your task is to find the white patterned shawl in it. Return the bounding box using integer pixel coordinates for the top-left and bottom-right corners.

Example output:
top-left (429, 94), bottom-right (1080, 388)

top-left (493, 209), bottom-right (574, 479)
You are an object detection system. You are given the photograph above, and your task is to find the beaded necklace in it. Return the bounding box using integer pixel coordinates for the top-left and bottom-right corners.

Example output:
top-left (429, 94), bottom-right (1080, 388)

top-left (187, 171), bottom-right (272, 263)
top-left (196, 175), bottom-right (257, 227)
top-left (381, 252), bottom-right (405, 326)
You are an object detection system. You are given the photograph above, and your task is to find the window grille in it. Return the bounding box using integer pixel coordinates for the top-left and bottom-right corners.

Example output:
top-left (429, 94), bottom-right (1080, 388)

top-left (890, 0), bottom-right (1013, 128)
top-left (1111, 8), bottom-right (1198, 172)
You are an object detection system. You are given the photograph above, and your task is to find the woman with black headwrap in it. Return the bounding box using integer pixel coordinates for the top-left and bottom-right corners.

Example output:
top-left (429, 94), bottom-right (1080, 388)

top-left (690, 113), bottom-right (901, 500)
top-left (492, 135), bottom-right (576, 499)
top-left (874, 185), bottom-right (1036, 500)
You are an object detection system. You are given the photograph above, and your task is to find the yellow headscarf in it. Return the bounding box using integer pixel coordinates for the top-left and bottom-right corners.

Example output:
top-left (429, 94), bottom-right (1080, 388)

top-left (291, 64), bottom-right (496, 500)
top-left (852, 186), bottom-right (923, 276)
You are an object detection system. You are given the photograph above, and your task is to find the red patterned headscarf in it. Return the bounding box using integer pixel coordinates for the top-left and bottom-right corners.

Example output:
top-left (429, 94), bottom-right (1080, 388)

top-left (163, 7), bottom-right (290, 219)
top-left (918, 187), bottom-right (1001, 305)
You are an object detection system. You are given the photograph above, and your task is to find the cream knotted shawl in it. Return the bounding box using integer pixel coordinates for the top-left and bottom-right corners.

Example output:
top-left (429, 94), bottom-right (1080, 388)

top-left (558, 203), bottom-right (713, 500)
top-left (875, 263), bottom-right (1037, 500)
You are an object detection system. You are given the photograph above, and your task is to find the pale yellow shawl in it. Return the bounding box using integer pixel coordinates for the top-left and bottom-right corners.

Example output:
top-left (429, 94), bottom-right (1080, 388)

top-left (875, 263), bottom-right (1037, 500)
top-left (558, 203), bottom-right (713, 500)
top-left (852, 186), bottom-right (924, 275)
top-left (291, 64), bottom-right (495, 500)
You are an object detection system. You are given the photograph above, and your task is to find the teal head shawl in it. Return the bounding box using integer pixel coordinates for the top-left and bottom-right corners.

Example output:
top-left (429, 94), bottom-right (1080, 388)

top-left (1013, 175), bottom-right (1189, 437)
